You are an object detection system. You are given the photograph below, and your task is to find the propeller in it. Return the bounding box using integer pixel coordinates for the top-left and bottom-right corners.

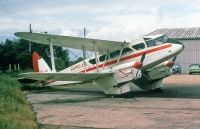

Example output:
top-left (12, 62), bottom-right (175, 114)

top-left (140, 53), bottom-right (146, 63)
top-left (135, 53), bottom-right (146, 77)
top-left (165, 56), bottom-right (177, 68)
top-left (172, 56), bottom-right (177, 63)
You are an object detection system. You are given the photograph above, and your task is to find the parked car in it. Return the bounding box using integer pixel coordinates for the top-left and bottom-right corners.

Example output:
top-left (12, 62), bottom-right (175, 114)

top-left (172, 64), bottom-right (181, 74)
top-left (188, 64), bottom-right (200, 75)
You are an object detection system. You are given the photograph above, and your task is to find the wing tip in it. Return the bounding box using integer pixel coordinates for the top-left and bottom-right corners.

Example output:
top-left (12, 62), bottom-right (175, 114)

top-left (14, 32), bottom-right (30, 37)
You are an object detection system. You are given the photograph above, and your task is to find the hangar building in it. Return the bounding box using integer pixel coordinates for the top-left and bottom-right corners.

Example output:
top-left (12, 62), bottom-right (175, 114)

top-left (148, 27), bottom-right (200, 73)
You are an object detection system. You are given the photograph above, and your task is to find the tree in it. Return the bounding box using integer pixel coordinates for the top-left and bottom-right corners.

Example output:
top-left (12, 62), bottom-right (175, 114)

top-left (0, 39), bottom-right (17, 72)
top-left (0, 38), bottom-right (70, 72)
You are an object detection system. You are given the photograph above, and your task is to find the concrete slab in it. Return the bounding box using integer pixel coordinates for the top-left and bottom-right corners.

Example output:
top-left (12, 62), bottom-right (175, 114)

top-left (26, 75), bottom-right (200, 129)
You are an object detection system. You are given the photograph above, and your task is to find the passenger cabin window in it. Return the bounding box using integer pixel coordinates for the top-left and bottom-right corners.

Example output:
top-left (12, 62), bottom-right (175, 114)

top-left (110, 50), bottom-right (120, 59)
top-left (90, 47), bottom-right (133, 63)
top-left (122, 47), bottom-right (133, 55)
top-left (89, 58), bottom-right (96, 64)
top-left (99, 54), bottom-right (108, 62)
top-left (132, 43), bottom-right (145, 50)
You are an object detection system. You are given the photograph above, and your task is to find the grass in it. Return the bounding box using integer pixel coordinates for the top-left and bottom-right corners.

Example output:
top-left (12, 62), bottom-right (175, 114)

top-left (0, 73), bottom-right (37, 129)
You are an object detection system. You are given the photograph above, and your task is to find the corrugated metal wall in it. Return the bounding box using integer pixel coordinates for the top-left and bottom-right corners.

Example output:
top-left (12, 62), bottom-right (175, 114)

top-left (175, 40), bottom-right (200, 73)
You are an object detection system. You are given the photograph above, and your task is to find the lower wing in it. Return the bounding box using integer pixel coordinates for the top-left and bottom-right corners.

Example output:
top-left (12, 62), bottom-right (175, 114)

top-left (19, 72), bottom-right (113, 83)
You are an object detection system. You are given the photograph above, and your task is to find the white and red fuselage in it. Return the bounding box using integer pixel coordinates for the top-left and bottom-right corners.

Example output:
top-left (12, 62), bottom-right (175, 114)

top-left (46, 39), bottom-right (183, 87)
top-left (61, 43), bottom-right (183, 74)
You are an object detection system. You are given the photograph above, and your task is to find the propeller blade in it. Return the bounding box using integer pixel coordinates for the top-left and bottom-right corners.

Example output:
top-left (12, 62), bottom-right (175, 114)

top-left (135, 53), bottom-right (146, 78)
top-left (140, 53), bottom-right (146, 63)
top-left (172, 56), bottom-right (177, 63)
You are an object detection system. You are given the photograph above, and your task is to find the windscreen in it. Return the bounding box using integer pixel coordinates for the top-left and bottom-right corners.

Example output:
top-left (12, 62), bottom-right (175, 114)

top-left (145, 35), bottom-right (169, 48)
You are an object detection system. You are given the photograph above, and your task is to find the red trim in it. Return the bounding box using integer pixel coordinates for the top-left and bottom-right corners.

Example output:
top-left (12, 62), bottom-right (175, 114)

top-left (132, 62), bottom-right (143, 69)
top-left (80, 44), bottom-right (171, 72)
top-left (32, 52), bottom-right (40, 72)
top-left (165, 61), bottom-right (175, 67)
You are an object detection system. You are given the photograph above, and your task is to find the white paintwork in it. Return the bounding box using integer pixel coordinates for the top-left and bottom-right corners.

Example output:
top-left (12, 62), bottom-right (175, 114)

top-left (50, 40), bottom-right (56, 72)
top-left (31, 42), bottom-right (183, 94)
top-left (38, 58), bottom-right (52, 73)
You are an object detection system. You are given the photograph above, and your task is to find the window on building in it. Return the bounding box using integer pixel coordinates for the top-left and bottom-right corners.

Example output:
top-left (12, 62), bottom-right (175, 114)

top-left (132, 43), bottom-right (145, 50)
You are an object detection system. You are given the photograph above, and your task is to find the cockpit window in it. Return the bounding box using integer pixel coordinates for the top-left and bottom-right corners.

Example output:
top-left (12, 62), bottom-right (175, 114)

top-left (146, 39), bottom-right (156, 47)
top-left (132, 43), bottom-right (145, 50)
top-left (154, 35), bottom-right (168, 45)
top-left (155, 40), bottom-right (164, 45)
top-left (145, 35), bottom-right (169, 48)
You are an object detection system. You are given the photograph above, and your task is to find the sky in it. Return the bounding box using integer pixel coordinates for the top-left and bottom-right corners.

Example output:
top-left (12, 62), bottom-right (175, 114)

top-left (1, 0), bottom-right (200, 42)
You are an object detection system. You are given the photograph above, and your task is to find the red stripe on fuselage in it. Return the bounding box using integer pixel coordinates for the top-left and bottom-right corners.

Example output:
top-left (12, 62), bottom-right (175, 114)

top-left (80, 44), bottom-right (172, 73)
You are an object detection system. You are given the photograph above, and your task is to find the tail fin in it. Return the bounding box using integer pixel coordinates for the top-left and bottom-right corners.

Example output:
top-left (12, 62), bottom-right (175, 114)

top-left (32, 52), bottom-right (52, 73)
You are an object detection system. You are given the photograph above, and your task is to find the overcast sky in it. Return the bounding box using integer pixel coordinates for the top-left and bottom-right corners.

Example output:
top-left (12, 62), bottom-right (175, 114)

top-left (1, 0), bottom-right (200, 42)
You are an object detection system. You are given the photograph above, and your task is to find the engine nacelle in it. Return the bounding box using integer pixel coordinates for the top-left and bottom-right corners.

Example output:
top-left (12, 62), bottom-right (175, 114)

top-left (111, 61), bottom-right (142, 83)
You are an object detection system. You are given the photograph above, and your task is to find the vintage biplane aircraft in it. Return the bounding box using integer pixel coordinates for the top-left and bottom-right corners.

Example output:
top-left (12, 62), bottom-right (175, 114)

top-left (14, 32), bottom-right (184, 95)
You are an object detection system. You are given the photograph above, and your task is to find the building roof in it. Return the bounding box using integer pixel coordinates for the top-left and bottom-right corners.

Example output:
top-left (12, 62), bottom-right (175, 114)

top-left (147, 27), bottom-right (200, 40)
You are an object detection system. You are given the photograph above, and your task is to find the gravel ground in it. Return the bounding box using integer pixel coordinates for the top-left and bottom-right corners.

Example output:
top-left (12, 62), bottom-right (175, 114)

top-left (26, 75), bottom-right (200, 129)
top-left (163, 74), bottom-right (200, 85)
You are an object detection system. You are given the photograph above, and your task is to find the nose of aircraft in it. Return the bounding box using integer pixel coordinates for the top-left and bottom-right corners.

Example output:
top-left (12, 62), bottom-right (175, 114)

top-left (171, 43), bottom-right (184, 55)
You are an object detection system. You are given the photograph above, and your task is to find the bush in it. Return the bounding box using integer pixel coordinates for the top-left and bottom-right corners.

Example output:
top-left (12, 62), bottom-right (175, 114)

top-left (0, 74), bottom-right (37, 129)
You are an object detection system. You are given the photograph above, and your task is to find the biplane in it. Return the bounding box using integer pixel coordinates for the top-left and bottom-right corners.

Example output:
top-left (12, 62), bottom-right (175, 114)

top-left (14, 32), bottom-right (184, 95)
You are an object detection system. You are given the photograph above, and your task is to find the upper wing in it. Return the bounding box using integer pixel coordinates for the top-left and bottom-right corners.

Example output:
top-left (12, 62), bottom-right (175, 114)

top-left (14, 32), bottom-right (128, 54)
top-left (19, 72), bottom-right (113, 82)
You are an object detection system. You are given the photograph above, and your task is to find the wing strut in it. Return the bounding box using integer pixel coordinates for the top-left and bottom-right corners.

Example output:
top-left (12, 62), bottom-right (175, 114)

top-left (49, 38), bottom-right (56, 72)
top-left (117, 41), bottom-right (126, 63)
top-left (117, 45), bottom-right (124, 63)
top-left (93, 41), bottom-right (99, 72)
top-left (82, 45), bottom-right (86, 72)
top-left (103, 51), bottom-right (108, 69)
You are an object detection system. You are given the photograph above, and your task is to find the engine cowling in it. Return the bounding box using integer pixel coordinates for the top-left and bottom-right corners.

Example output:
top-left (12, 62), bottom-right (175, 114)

top-left (111, 61), bottom-right (143, 83)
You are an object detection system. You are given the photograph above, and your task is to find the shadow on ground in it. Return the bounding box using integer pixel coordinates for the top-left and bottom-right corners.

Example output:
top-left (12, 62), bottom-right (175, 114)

top-left (39, 124), bottom-right (105, 129)
top-left (39, 97), bottom-right (103, 104)
top-left (24, 84), bottom-right (200, 100)
top-left (119, 84), bottom-right (200, 99)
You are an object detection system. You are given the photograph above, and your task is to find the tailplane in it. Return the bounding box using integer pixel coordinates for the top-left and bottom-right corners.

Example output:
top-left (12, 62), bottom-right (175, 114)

top-left (32, 52), bottom-right (52, 73)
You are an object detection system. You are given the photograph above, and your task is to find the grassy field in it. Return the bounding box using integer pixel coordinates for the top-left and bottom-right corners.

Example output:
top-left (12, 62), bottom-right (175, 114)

top-left (0, 73), bottom-right (37, 129)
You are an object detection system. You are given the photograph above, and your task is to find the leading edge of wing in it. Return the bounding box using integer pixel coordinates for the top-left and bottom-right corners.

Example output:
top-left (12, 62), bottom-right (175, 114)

top-left (14, 32), bottom-right (129, 54)
top-left (19, 72), bottom-right (113, 82)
